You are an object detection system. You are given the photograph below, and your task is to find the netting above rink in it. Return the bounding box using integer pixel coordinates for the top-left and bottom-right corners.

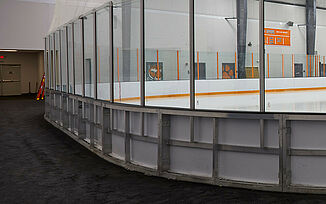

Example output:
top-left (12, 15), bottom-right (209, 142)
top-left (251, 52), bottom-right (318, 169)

top-left (48, 0), bottom-right (127, 33)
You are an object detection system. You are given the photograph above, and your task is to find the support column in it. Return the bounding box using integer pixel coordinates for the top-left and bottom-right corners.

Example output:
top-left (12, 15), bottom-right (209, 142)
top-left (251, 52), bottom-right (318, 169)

top-left (306, 0), bottom-right (316, 55)
top-left (102, 107), bottom-right (112, 154)
top-left (124, 111), bottom-right (130, 163)
top-left (78, 101), bottom-right (86, 140)
top-left (212, 118), bottom-right (219, 182)
top-left (158, 113), bottom-right (170, 174)
top-left (237, 0), bottom-right (247, 79)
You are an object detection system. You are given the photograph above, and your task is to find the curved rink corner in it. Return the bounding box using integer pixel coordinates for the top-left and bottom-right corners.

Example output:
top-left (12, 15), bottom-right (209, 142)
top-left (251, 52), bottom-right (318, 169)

top-left (2, 95), bottom-right (326, 203)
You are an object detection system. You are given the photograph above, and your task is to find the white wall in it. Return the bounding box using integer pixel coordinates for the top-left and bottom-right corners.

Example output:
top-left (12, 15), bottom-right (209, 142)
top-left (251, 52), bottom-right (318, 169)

top-left (0, 0), bottom-right (54, 50)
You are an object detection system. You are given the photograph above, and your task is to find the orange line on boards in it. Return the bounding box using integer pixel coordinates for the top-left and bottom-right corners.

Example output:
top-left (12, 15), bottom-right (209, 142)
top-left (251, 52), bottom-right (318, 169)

top-left (267, 53), bottom-right (270, 78)
top-left (235, 52), bottom-right (237, 79)
top-left (217, 51), bottom-right (219, 79)
top-left (117, 48), bottom-right (120, 82)
top-left (113, 86), bottom-right (326, 102)
top-left (251, 53), bottom-right (254, 78)
top-left (177, 50), bottom-right (180, 80)
top-left (137, 48), bottom-right (139, 81)
top-left (197, 51), bottom-right (200, 80)
top-left (157, 50), bottom-right (160, 81)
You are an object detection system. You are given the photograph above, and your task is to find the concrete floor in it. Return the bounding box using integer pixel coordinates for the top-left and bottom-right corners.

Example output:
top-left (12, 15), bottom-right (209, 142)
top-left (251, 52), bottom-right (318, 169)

top-left (1, 95), bottom-right (326, 203)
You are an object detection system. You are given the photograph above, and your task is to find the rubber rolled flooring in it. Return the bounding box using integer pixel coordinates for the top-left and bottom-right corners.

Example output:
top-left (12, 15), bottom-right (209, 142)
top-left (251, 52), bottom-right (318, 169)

top-left (1, 95), bottom-right (326, 203)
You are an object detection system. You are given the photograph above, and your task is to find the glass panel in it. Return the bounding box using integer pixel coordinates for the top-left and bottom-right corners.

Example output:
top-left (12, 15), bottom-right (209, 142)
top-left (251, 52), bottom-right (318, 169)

top-left (195, 0), bottom-right (259, 111)
top-left (67, 24), bottom-right (74, 93)
top-left (50, 34), bottom-right (55, 89)
top-left (264, 1), bottom-right (316, 112)
top-left (45, 37), bottom-right (49, 88)
top-left (84, 14), bottom-right (95, 98)
top-left (55, 30), bottom-right (61, 91)
top-left (97, 8), bottom-right (111, 101)
top-left (113, 0), bottom-right (140, 104)
top-left (61, 28), bottom-right (68, 92)
top-left (145, 0), bottom-right (189, 108)
top-left (74, 19), bottom-right (83, 96)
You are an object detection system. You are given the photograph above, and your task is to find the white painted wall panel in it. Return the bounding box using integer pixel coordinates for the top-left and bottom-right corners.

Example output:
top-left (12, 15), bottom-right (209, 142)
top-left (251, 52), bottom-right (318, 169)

top-left (131, 139), bottom-right (158, 169)
top-left (219, 151), bottom-right (279, 184)
top-left (291, 121), bottom-right (326, 149)
top-left (292, 156), bottom-right (326, 187)
top-left (170, 146), bottom-right (213, 177)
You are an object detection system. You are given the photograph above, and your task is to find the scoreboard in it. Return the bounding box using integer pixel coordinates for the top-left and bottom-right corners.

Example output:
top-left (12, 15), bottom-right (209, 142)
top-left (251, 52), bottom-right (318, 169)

top-left (264, 28), bottom-right (291, 46)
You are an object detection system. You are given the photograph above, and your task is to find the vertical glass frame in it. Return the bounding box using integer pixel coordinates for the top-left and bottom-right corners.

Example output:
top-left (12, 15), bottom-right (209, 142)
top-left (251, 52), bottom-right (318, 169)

top-left (55, 30), bottom-right (61, 91)
top-left (83, 14), bottom-right (95, 98)
top-left (264, 1), bottom-right (313, 112)
top-left (50, 33), bottom-right (55, 90)
top-left (193, 0), bottom-right (260, 111)
top-left (144, 0), bottom-right (190, 108)
top-left (74, 19), bottom-right (83, 96)
top-left (67, 24), bottom-right (74, 94)
top-left (45, 37), bottom-right (49, 89)
top-left (96, 8), bottom-right (111, 101)
top-left (113, 0), bottom-right (141, 105)
top-left (48, 34), bottom-right (53, 90)
top-left (61, 27), bottom-right (68, 92)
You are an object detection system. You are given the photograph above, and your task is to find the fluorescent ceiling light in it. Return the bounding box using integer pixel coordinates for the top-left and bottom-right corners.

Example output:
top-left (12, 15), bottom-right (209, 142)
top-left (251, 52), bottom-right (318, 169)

top-left (0, 50), bottom-right (18, 52)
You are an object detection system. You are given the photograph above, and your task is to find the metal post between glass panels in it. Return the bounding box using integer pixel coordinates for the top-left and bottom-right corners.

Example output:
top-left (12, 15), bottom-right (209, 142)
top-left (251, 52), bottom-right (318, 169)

top-left (259, 0), bottom-right (265, 112)
top-left (189, 0), bottom-right (195, 110)
top-left (109, 1), bottom-right (114, 102)
top-left (72, 23), bottom-right (76, 95)
top-left (81, 18), bottom-right (85, 97)
top-left (94, 12), bottom-right (98, 100)
top-left (66, 26), bottom-right (69, 93)
top-left (48, 36), bottom-right (51, 90)
top-left (140, 0), bottom-right (145, 107)
top-left (53, 33), bottom-right (56, 90)
top-left (44, 38), bottom-right (47, 89)
top-left (59, 30), bottom-right (62, 92)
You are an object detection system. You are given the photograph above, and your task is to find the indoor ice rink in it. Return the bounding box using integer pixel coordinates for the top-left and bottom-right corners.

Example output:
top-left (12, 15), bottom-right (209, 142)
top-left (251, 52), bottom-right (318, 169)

top-left (42, 0), bottom-right (326, 197)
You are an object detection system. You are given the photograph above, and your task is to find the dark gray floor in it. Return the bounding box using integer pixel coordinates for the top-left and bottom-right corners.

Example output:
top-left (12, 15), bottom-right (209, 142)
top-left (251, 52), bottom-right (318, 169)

top-left (1, 95), bottom-right (326, 203)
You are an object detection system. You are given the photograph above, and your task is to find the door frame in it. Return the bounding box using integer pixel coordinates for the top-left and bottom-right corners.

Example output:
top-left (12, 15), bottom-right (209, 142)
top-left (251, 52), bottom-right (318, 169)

top-left (0, 64), bottom-right (22, 96)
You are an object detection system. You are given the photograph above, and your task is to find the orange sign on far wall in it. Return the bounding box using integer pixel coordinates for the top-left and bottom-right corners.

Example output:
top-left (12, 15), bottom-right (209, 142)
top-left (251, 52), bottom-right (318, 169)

top-left (264, 28), bottom-right (291, 46)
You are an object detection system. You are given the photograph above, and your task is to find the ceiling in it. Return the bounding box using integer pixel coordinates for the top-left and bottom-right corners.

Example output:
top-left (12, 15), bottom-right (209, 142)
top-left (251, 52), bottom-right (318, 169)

top-left (266, 0), bottom-right (326, 9)
top-left (17, 0), bottom-right (55, 4)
